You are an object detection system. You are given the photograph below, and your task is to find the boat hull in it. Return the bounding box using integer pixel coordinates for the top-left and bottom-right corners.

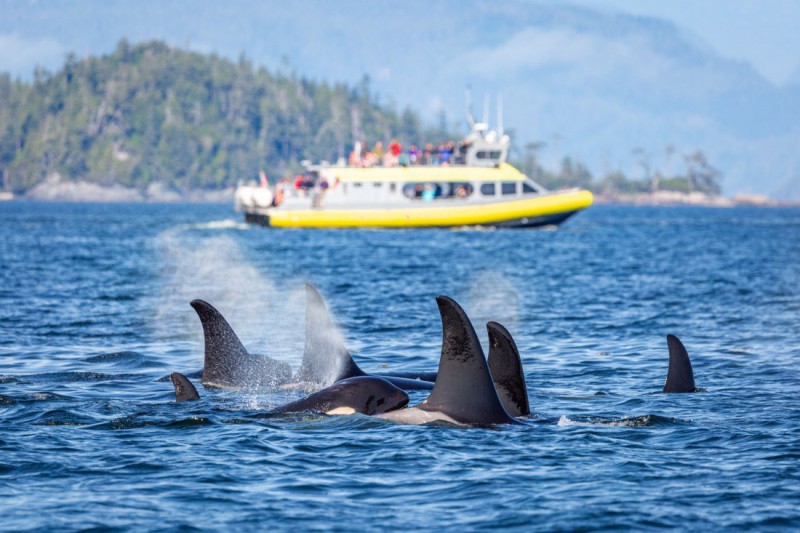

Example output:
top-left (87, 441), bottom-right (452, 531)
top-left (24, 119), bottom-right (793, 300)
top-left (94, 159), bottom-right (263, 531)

top-left (243, 190), bottom-right (593, 229)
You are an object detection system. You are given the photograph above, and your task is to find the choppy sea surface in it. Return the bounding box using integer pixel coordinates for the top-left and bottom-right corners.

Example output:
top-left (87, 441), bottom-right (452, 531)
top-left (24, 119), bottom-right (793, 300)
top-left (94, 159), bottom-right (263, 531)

top-left (1, 201), bottom-right (799, 530)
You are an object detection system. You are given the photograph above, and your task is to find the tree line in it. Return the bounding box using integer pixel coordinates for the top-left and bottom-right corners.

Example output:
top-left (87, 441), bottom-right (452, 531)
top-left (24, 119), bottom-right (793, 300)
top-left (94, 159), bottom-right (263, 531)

top-left (0, 39), bottom-right (722, 196)
top-left (0, 40), bottom-right (451, 193)
top-left (516, 142), bottom-right (722, 195)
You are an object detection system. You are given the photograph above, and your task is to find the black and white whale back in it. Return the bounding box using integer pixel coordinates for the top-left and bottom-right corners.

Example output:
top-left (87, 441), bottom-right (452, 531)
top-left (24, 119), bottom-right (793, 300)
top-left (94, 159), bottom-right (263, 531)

top-left (273, 376), bottom-right (409, 416)
top-left (487, 322), bottom-right (530, 417)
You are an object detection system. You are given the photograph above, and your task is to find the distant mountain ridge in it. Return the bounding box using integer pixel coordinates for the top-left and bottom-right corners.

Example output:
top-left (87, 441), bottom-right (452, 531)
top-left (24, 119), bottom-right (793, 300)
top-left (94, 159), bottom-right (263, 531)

top-left (1, 0), bottom-right (799, 198)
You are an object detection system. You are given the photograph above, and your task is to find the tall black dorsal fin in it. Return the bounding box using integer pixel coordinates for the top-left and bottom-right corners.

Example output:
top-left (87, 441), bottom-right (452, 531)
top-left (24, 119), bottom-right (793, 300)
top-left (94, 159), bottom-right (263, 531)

top-left (663, 334), bottom-right (696, 393)
top-left (170, 372), bottom-right (200, 402)
top-left (190, 299), bottom-right (292, 389)
top-left (294, 284), bottom-right (365, 387)
top-left (420, 296), bottom-right (514, 425)
top-left (487, 322), bottom-right (530, 417)
top-left (190, 299), bottom-right (251, 387)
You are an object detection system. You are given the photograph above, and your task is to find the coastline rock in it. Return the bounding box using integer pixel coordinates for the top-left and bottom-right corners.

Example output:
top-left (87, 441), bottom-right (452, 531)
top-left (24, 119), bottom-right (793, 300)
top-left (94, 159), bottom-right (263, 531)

top-left (145, 182), bottom-right (183, 202)
top-left (595, 190), bottom-right (734, 207)
top-left (24, 174), bottom-right (234, 203)
top-left (27, 173), bottom-right (143, 202)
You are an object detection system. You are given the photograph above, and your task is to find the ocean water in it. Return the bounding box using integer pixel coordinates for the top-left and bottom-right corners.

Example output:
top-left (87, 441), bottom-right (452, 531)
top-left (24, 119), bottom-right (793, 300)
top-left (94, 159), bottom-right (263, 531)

top-left (1, 201), bottom-right (799, 530)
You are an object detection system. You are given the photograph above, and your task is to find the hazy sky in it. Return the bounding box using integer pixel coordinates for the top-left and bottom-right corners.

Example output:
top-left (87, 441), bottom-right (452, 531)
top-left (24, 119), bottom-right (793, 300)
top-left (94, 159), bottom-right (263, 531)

top-left (570, 0), bottom-right (800, 85)
top-left (1, 0), bottom-right (799, 86)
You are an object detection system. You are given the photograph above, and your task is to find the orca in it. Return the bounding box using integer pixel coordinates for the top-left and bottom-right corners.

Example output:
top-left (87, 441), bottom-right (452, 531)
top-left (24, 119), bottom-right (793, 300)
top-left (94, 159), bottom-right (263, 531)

top-left (486, 321), bottom-right (531, 417)
top-left (663, 334), bottom-right (698, 393)
top-left (378, 296), bottom-right (518, 426)
top-left (170, 372), bottom-right (201, 402)
top-left (292, 284), bottom-right (435, 391)
top-left (168, 372), bottom-right (408, 416)
top-left (182, 286), bottom-right (435, 392)
top-left (190, 299), bottom-right (292, 390)
top-left (272, 376), bottom-right (409, 415)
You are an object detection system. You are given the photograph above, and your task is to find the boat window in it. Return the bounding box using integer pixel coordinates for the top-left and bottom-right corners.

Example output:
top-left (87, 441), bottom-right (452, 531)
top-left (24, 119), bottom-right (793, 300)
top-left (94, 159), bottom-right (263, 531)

top-left (390, 183), bottom-right (397, 193)
top-left (522, 182), bottom-right (538, 193)
top-left (450, 183), bottom-right (473, 199)
top-left (476, 151), bottom-right (502, 160)
top-left (374, 182), bottom-right (382, 187)
top-left (480, 183), bottom-right (496, 196)
top-left (502, 182), bottom-right (517, 195)
top-left (402, 182), bottom-right (469, 200)
top-left (403, 183), bottom-right (421, 198)
top-left (353, 182), bottom-right (362, 188)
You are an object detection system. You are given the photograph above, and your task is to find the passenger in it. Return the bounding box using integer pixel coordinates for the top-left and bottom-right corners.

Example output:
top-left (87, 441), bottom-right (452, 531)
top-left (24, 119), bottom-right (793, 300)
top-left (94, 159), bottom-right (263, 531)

top-left (293, 174), bottom-right (304, 190)
top-left (387, 139), bottom-right (402, 167)
top-left (272, 183), bottom-right (285, 206)
top-left (363, 151), bottom-right (375, 167)
top-left (415, 184), bottom-right (423, 198)
top-left (319, 175), bottom-right (329, 190)
top-left (425, 143), bottom-right (436, 165)
top-left (438, 142), bottom-right (450, 166)
top-left (279, 176), bottom-right (292, 197)
top-left (456, 185), bottom-right (468, 199)
top-left (447, 141), bottom-right (457, 162)
top-left (421, 183), bottom-right (436, 201)
top-left (259, 170), bottom-right (268, 188)
top-left (373, 141), bottom-right (385, 164)
top-left (417, 145), bottom-right (427, 165)
top-left (348, 142), bottom-right (362, 166)
top-left (408, 145), bottom-right (419, 165)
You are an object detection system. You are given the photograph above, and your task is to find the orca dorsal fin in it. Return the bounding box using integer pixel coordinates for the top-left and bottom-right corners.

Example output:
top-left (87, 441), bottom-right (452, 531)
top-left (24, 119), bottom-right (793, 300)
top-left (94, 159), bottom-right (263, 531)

top-left (170, 372), bottom-right (200, 402)
top-left (487, 322), bottom-right (530, 417)
top-left (294, 284), bottom-right (365, 387)
top-left (190, 299), bottom-right (251, 386)
top-left (420, 296), bottom-right (514, 425)
top-left (663, 334), bottom-right (696, 393)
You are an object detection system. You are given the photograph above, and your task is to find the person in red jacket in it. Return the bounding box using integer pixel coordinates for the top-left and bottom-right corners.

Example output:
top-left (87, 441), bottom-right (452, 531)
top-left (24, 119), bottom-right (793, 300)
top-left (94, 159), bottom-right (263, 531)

top-left (387, 139), bottom-right (402, 167)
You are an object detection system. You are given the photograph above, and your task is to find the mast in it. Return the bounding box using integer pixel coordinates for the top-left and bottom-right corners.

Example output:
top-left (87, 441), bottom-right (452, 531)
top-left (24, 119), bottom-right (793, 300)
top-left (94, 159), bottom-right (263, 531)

top-left (497, 95), bottom-right (504, 138)
top-left (465, 87), bottom-right (476, 129)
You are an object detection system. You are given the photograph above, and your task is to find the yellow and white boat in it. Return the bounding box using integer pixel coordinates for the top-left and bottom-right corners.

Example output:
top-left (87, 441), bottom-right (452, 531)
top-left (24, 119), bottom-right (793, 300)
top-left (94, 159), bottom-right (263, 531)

top-left (235, 113), bottom-right (592, 229)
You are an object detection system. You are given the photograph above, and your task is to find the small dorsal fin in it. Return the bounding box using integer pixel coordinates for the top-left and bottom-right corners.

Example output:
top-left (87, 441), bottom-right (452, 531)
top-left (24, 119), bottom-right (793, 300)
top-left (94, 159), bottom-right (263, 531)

top-left (663, 334), bottom-right (696, 393)
top-left (487, 322), bottom-right (530, 417)
top-left (170, 372), bottom-right (200, 402)
top-left (420, 296), bottom-right (514, 425)
top-left (293, 284), bottom-right (365, 387)
top-left (190, 299), bottom-right (251, 386)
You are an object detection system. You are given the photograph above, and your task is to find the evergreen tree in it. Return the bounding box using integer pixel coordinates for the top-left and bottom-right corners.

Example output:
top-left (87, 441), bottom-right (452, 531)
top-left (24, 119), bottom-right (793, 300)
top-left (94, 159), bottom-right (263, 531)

top-left (0, 40), bottom-right (449, 192)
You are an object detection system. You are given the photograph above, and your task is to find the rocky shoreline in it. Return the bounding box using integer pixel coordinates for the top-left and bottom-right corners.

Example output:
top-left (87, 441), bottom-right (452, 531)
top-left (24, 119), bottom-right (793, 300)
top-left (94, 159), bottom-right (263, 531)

top-left (593, 190), bottom-right (798, 207)
top-left (22, 173), bottom-right (234, 203)
top-left (6, 176), bottom-right (798, 207)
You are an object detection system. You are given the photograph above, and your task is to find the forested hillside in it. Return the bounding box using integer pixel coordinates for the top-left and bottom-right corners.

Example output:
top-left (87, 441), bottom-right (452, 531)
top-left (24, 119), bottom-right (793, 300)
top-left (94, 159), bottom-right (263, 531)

top-left (0, 40), bottom-right (442, 193)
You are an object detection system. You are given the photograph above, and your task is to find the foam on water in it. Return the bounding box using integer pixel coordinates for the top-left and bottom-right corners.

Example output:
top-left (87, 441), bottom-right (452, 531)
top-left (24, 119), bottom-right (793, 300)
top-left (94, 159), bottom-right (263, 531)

top-left (189, 219), bottom-right (251, 231)
top-left (557, 414), bottom-right (681, 427)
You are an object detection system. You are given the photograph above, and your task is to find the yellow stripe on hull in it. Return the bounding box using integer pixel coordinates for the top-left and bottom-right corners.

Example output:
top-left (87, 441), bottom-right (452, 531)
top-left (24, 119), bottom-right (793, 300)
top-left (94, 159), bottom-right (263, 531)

top-left (266, 190), bottom-right (593, 228)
